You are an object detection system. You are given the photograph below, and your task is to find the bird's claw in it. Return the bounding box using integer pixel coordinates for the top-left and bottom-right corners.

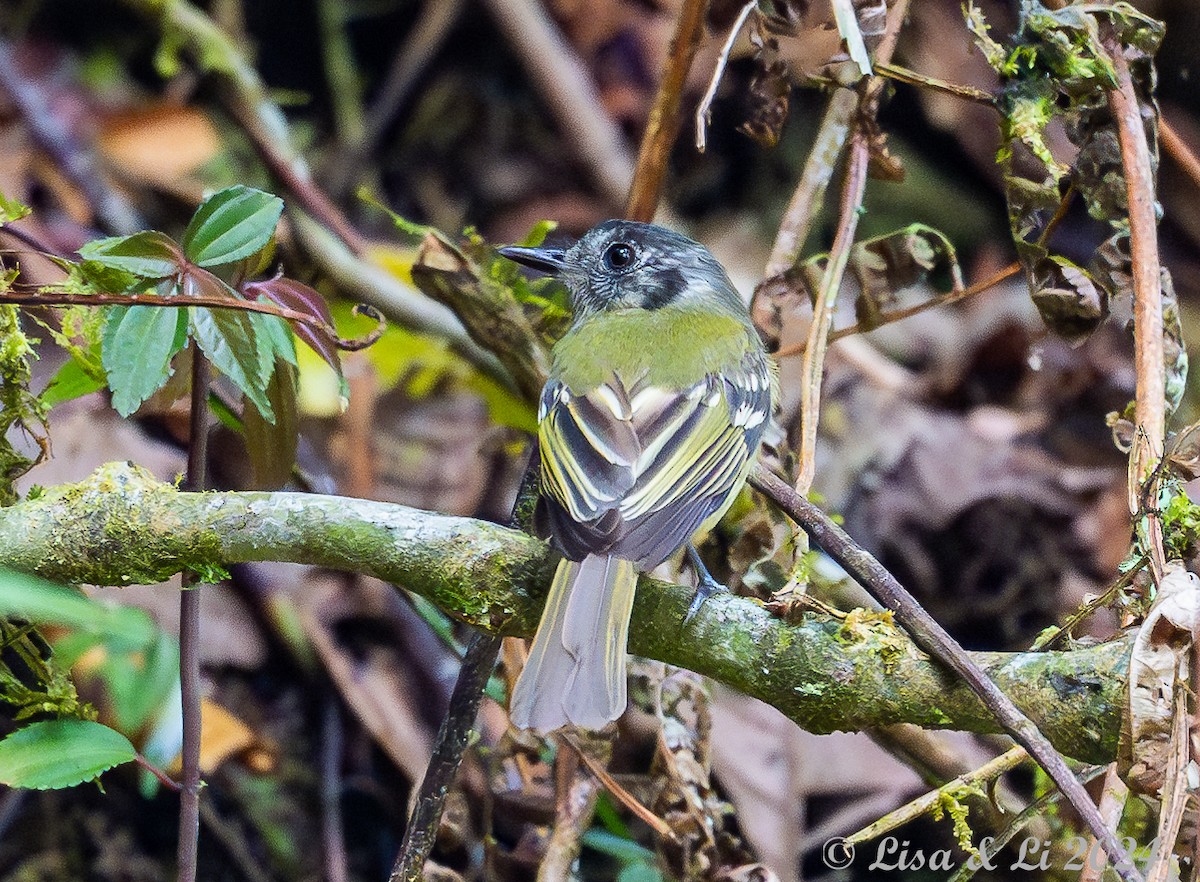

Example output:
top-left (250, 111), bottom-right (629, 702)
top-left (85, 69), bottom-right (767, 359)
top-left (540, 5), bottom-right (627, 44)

top-left (683, 544), bottom-right (728, 625)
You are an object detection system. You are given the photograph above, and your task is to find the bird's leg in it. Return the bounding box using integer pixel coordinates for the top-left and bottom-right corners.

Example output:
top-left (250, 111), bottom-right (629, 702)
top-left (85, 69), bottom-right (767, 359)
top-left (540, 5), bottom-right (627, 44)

top-left (684, 544), bottom-right (728, 624)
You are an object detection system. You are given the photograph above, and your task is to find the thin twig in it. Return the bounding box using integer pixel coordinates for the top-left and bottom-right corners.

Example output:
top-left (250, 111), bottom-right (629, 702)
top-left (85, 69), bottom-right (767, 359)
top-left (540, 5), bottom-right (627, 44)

top-left (760, 90), bottom-right (858, 282)
top-left (136, 753), bottom-right (183, 792)
top-left (1161, 119), bottom-right (1200, 193)
top-left (625, 0), bottom-right (709, 221)
top-left (1030, 556), bottom-right (1147, 652)
top-left (748, 465), bottom-right (1143, 882)
top-left (847, 745), bottom-right (1028, 845)
top-left (773, 262), bottom-right (1021, 359)
top-left (792, 0), bottom-right (909, 494)
top-left (321, 698), bottom-right (349, 882)
top-left (388, 631), bottom-right (502, 882)
top-left (388, 453), bottom-right (541, 880)
top-left (873, 62), bottom-right (995, 104)
top-left (1, 288), bottom-right (383, 351)
top-left (695, 1), bottom-right (756, 153)
top-left (177, 350), bottom-right (210, 882)
top-left (1079, 765), bottom-right (1130, 882)
top-left (1108, 42), bottom-right (1165, 453)
top-left (562, 733), bottom-right (675, 840)
top-left (795, 127), bottom-right (869, 493)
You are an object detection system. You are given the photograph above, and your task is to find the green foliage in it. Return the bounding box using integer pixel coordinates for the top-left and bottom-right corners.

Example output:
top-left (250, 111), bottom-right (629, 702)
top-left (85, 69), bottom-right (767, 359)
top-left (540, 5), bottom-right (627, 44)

top-left (0, 191), bottom-right (31, 225)
top-left (102, 306), bottom-right (190, 417)
top-left (1160, 488), bottom-right (1200, 562)
top-left (0, 568), bottom-right (180, 741)
top-left (181, 185), bottom-right (284, 267)
top-left (0, 305), bottom-right (48, 505)
top-left (79, 230), bottom-right (185, 279)
top-left (965, 0), bottom-right (1177, 365)
top-left (581, 829), bottom-right (665, 882)
top-left (0, 719), bottom-right (136, 790)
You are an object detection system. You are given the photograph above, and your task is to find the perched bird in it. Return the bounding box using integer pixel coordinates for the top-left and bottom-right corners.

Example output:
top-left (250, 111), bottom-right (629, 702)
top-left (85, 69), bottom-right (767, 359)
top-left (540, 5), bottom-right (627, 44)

top-left (499, 220), bottom-right (775, 732)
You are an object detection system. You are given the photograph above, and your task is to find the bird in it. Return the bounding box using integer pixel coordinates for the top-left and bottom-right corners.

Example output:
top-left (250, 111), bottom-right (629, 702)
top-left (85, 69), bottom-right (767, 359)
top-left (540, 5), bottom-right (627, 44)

top-left (498, 220), bottom-right (775, 732)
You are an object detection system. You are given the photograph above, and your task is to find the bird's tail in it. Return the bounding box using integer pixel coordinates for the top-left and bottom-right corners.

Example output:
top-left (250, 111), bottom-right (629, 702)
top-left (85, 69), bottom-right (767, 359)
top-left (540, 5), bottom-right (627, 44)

top-left (509, 554), bottom-right (638, 732)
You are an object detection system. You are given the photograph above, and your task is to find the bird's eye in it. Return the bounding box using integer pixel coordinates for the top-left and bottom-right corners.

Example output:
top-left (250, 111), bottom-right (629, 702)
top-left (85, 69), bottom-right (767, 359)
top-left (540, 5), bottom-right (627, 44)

top-left (603, 242), bottom-right (635, 271)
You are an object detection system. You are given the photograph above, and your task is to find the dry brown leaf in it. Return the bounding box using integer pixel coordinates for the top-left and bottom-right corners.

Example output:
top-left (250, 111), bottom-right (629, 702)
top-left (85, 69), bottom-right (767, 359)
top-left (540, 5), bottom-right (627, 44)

top-left (96, 104), bottom-right (221, 190)
top-left (1120, 564), bottom-right (1200, 796)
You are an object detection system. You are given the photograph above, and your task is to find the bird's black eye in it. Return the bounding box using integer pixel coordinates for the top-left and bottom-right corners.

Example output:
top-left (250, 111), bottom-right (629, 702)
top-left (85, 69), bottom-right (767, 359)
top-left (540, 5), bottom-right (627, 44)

top-left (603, 242), bottom-right (635, 271)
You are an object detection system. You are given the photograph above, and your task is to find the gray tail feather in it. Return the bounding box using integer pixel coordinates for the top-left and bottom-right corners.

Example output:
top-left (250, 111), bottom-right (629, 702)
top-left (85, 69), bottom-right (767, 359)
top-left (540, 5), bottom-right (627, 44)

top-left (509, 554), bottom-right (638, 732)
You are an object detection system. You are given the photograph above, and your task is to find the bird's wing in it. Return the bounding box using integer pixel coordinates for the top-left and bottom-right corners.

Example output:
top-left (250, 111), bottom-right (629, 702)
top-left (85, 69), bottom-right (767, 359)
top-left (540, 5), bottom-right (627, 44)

top-left (538, 350), bottom-right (771, 567)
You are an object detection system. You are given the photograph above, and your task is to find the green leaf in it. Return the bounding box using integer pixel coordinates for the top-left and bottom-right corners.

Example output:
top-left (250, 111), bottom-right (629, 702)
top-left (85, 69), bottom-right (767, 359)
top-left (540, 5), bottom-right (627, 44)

top-left (101, 306), bottom-right (190, 417)
top-left (41, 357), bottom-right (107, 408)
top-left (102, 630), bottom-right (179, 734)
top-left (243, 359), bottom-right (298, 489)
top-left (0, 567), bottom-right (158, 650)
top-left (78, 231), bottom-right (183, 279)
top-left (182, 186), bottom-right (284, 267)
top-left (0, 190), bottom-right (31, 225)
top-left (190, 307), bottom-right (274, 422)
top-left (0, 720), bottom-right (136, 789)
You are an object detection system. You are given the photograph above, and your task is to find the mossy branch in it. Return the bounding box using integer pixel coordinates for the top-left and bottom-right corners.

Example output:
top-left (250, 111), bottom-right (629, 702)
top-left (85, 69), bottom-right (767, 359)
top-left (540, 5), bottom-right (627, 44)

top-left (1, 463), bottom-right (1128, 763)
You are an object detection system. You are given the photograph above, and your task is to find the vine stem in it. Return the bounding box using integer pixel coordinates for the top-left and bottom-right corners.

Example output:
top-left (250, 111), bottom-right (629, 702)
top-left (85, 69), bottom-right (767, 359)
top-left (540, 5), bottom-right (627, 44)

top-left (748, 465), bottom-right (1144, 882)
top-left (177, 350), bottom-right (210, 882)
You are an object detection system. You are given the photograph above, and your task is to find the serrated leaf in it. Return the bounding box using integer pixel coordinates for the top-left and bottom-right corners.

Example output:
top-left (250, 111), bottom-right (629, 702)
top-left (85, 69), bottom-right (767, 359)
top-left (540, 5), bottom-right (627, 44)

top-left (78, 231), bottom-right (183, 279)
top-left (182, 186), bottom-right (283, 267)
top-left (0, 720), bottom-right (136, 789)
top-left (101, 306), bottom-right (190, 416)
top-left (190, 307), bottom-right (274, 422)
top-left (244, 278), bottom-right (339, 376)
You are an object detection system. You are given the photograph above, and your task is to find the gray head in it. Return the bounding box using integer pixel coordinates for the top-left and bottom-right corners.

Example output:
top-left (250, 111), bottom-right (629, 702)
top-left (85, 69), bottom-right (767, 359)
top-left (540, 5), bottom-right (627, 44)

top-left (499, 220), bottom-right (746, 318)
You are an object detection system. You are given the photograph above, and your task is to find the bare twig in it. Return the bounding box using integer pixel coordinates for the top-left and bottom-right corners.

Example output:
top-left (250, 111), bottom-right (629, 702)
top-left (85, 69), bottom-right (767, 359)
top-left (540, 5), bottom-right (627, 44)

top-left (1108, 48), bottom-right (1165, 453)
top-left (1161, 119), bottom-right (1200, 193)
top-left (847, 746), bottom-right (1028, 845)
top-left (0, 41), bottom-right (144, 235)
top-left (1079, 765), bottom-right (1129, 882)
top-left (481, 0), bottom-right (635, 209)
top-left (539, 737), bottom-right (607, 882)
top-left (321, 699), bottom-right (349, 882)
top-left (748, 465), bottom-right (1143, 882)
top-left (177, 350), bottom-right (210, 882)
top-left (695, 1), bottom-right (756, 153)
top-left (389, 631), bottom-right (502, 882)
top-left (562, 733), bottom-right (675, 840)
top-left (791, 0), bottom-right (908, 494)
top-left (1, 288), bottom-right (383, 351)
top-left (873, 62), bottom-right (995, 104)
top-left (759, 90), bottom-right (858, 283)
top-left (625, 0), bottom-right (709, 221)
top-left (795, 126), bottom-right (869, 493)
top-left (136, 753), bottom-right (183, 792)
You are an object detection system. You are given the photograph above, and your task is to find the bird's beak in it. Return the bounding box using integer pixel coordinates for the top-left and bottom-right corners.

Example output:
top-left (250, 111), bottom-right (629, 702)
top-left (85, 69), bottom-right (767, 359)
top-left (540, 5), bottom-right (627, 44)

top-left (497, 245), bottom-right (567, 275)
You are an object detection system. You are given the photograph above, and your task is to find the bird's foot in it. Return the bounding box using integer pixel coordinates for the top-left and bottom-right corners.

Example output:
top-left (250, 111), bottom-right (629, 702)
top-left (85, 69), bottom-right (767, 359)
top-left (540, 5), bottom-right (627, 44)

top-left (684, 545), bottom-right (728, 625)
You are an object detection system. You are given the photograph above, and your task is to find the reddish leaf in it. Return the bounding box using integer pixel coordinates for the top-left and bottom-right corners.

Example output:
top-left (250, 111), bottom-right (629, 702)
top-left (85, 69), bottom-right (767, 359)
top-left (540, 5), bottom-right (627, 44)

top-left (243, 278), bottom-right (342, 375)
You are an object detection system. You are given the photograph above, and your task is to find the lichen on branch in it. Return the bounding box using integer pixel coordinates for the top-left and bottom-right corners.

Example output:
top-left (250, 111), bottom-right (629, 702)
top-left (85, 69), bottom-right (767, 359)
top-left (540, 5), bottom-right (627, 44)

top-left (0, 462), bottom-right (1129, 762)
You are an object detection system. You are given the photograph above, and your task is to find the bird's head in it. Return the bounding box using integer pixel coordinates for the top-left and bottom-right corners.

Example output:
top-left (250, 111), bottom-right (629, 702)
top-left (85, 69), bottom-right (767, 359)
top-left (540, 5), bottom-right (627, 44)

top-left (499, 220), bottom-right (746, 319)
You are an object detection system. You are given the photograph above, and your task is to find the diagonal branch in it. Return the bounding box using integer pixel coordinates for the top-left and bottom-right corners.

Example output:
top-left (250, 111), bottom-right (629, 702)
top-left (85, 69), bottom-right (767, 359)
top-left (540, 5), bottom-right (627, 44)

top-left (0, 462), bottom-right (1130, 764)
